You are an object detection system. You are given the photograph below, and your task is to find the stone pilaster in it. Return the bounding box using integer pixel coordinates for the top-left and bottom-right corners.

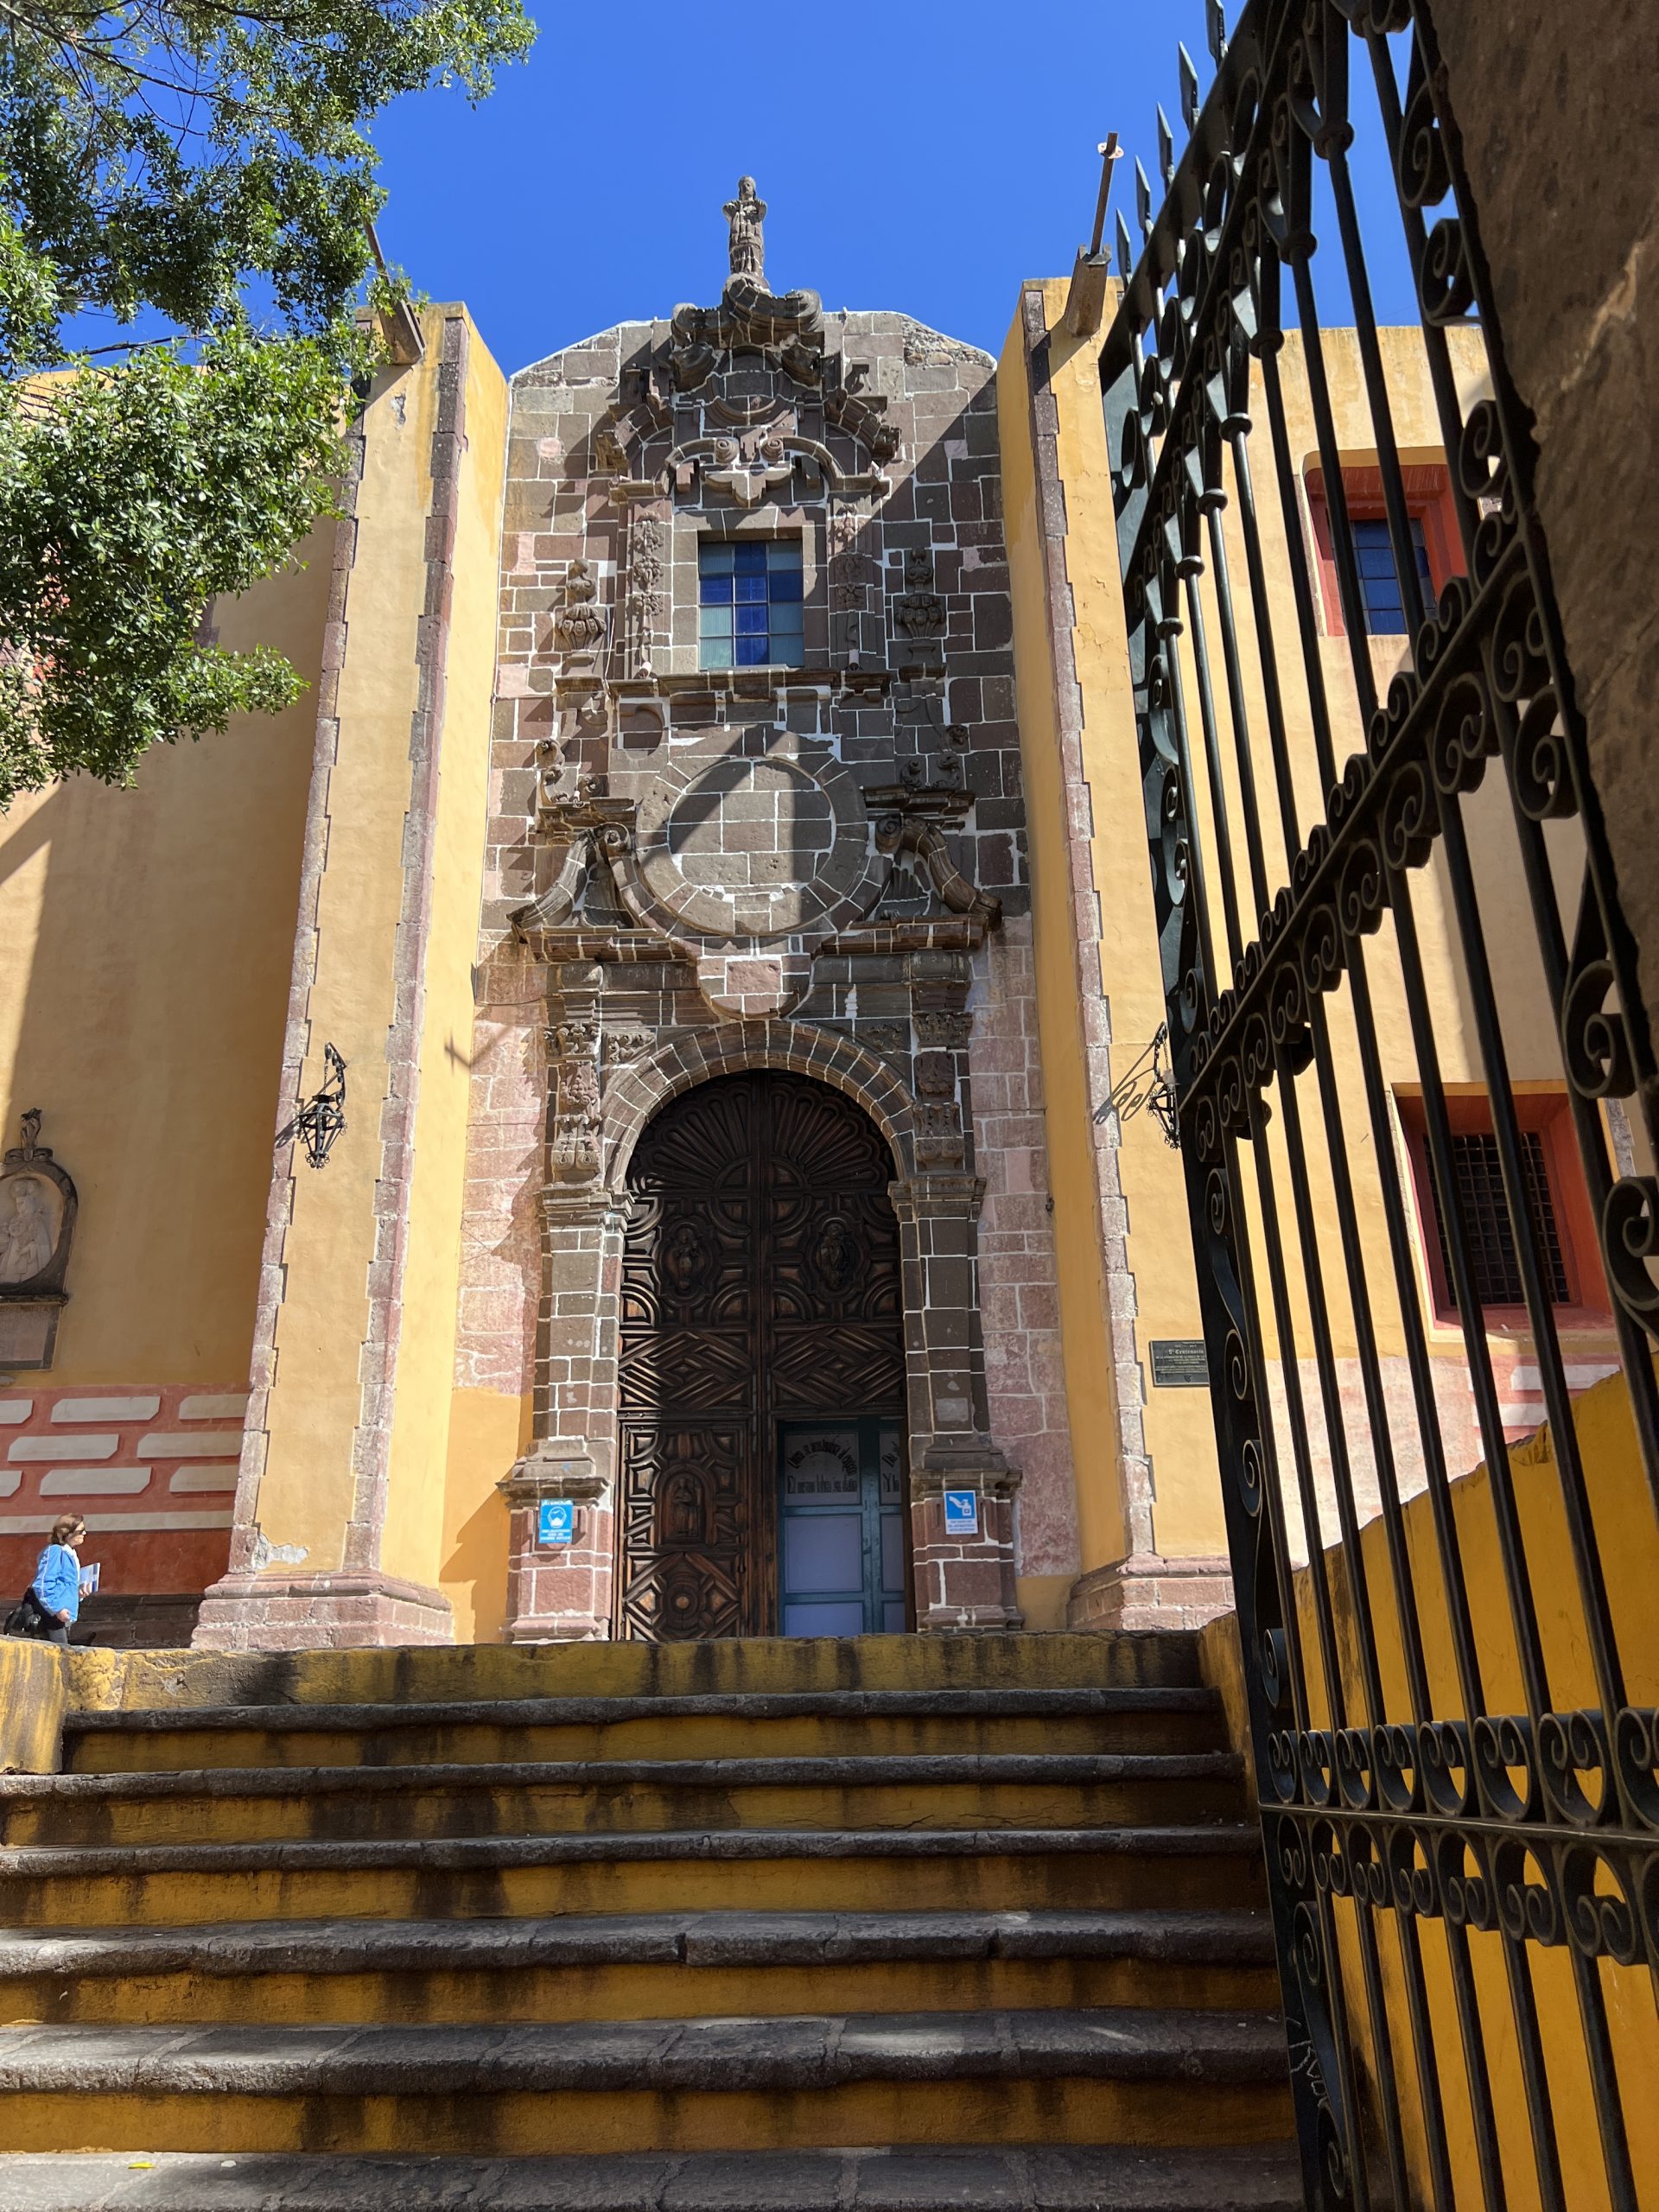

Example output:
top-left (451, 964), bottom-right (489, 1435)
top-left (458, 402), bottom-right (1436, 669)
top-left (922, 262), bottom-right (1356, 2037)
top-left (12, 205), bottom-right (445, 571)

top-left (498, 1446), bottom-right (612, 1642)
top-left (503, 1178), bottom-right (625, 1640)
top-left (909, 1448), bottom-right (1024, 1630)
top-left (890, 1171), bottom-right (1022, 1630)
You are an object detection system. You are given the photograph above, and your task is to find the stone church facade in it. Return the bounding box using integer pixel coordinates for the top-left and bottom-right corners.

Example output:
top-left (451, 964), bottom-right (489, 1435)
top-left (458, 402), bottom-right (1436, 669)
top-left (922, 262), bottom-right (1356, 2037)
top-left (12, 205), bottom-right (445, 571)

top-left (468, 213), bottom-right (1079, 1641)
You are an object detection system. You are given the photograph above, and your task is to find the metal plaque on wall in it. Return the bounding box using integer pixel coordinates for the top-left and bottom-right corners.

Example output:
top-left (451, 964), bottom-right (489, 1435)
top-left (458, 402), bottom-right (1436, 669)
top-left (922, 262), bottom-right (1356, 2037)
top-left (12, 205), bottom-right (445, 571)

top-left (1148, 1339), bottom-right (1209, 1389)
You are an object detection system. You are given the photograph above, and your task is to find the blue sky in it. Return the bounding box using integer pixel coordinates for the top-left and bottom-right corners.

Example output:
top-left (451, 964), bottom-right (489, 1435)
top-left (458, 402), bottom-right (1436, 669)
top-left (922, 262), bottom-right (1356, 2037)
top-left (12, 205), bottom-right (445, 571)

top-left (370, 0), bottom-right (1418, 377)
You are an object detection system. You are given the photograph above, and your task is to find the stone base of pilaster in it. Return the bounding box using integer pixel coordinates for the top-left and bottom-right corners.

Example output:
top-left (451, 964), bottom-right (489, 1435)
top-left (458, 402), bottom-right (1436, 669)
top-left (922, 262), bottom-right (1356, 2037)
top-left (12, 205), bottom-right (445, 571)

top-left (191, 1571), bottom-right (454, 1651)
top-left (499, 1442), bottom-right (613, 1643)
top-left (1066, 1553), bottom-right (1234, 1633)
top-left (909, 1443), bottom-right (1024, 1631)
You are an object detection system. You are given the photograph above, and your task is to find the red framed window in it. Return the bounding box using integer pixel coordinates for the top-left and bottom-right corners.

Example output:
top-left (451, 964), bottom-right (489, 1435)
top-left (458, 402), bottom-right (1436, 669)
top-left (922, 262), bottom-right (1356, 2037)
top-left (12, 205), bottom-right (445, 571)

top-left (1304, 461), bottom-right (1465, 639)
top-left (1395, 1087), bottom-right (1610, 1327)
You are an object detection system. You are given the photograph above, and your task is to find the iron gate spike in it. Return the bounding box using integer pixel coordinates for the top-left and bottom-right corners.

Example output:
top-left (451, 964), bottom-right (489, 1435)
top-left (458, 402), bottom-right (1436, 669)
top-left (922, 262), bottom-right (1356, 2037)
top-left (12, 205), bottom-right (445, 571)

top-left (1179, 43), bottom-right (1200, 134)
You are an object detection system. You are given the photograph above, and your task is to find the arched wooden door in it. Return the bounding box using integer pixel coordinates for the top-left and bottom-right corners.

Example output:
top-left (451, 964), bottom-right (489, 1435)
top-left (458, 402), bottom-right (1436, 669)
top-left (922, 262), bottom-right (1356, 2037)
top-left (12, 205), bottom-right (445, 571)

top-left (616, 1071), bottom-right (907, 1640)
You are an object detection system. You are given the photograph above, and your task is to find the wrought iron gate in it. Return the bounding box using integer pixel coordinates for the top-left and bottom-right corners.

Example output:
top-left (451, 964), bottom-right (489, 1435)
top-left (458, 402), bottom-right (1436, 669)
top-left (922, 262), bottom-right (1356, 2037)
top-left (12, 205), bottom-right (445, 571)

top-left (1100, 2), bottom-right (1659, 2204)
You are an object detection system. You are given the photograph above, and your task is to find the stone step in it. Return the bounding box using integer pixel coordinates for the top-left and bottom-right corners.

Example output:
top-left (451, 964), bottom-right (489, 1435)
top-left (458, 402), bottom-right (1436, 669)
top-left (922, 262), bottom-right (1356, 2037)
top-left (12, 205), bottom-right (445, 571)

top-left (0, 1906), bottom-right (1281, 2026)
top-left (0, 2144), bottom-right (1306, 2209)
top-left (0, 1751), bottom-right (1245, 1850)
top-left (0, 2009), bottom-right (1294, 2156)
top-left (63, 1686), bottom-right (1227, 1774)
top-left (66, 1631), bottom-right (1204, 1720)
top-left (0, 1821), bottom-right (1268, 1928)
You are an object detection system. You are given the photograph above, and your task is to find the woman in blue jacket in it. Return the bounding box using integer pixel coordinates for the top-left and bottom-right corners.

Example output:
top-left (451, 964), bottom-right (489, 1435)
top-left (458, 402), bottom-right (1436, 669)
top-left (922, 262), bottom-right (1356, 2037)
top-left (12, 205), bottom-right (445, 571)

top-left (30, 1515), bottom-right (86, 1644)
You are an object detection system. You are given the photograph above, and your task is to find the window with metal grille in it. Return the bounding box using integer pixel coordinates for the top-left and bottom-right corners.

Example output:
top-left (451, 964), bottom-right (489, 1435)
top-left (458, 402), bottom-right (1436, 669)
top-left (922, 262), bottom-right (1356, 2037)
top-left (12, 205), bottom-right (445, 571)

top-left (698, 539), bottom-right (804, 669)
top-left (1351, 515), bottom-right (1433, 636)
top-left (1425, 1128), bottom-right (1571, 1309)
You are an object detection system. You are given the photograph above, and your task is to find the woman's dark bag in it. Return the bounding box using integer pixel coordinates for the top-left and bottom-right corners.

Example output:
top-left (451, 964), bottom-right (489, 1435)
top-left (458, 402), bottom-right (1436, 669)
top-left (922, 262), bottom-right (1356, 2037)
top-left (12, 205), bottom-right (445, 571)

top-left (2, 1584), bottom-right (51, 1638)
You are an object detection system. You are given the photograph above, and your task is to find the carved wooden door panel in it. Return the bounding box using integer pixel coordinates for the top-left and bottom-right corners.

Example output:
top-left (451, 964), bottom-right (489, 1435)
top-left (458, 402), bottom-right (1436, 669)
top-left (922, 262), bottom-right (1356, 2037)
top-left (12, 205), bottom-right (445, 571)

top-left (616, 1071), bottom-right (905, 1641)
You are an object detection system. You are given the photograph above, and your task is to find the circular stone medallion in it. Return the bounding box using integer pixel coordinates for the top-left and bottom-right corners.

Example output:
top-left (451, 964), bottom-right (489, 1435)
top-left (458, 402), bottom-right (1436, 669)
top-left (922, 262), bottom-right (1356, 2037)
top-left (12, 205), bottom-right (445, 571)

top-left (634, 741), bottom-right (869, 943)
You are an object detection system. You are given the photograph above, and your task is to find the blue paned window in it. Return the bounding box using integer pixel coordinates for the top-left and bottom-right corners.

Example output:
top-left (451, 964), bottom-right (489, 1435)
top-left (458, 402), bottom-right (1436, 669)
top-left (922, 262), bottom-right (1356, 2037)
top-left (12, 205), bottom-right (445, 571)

top-left (1351, 516), bottom-right (1432, 636)
top-left (699, 539), bottom-right (804, 669)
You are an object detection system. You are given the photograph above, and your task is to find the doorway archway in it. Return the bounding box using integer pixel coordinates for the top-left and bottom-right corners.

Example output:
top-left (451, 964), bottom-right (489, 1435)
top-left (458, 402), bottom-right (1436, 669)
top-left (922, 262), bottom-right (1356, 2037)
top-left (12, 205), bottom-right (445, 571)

top-left (614, 1070), bottom-right (908, 1640)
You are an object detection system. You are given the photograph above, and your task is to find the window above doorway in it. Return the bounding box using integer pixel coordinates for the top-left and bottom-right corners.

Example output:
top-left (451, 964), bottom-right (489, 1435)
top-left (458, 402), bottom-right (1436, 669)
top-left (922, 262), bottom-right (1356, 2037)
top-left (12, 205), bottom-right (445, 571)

top-left (699, 539), bottom-right (804, 670)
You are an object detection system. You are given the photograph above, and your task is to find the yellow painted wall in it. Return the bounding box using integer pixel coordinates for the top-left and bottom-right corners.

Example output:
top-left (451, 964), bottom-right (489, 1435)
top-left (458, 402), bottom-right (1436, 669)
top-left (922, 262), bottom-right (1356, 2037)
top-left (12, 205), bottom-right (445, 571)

top-left (378, 328), bottom-right (509, 1613)
top-left (441, 1387), bottom-right (528, 1643)
top-left (251, 308), bottom-right (508, 1600)
top-left (998, 300), bottom-right (1126, 1573)
top-left (1000, 280), bottom-right (1225, 1572)
top-left (1201, 1364), bottom-right (1659, 2210)
top-left (0, 532), bottom-right (327, 1388)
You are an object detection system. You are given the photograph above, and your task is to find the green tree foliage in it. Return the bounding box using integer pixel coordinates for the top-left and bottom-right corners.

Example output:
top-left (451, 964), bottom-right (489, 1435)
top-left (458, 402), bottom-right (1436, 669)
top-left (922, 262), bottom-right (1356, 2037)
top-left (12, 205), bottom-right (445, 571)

top-left (0, 0), bottom-right (535, 803)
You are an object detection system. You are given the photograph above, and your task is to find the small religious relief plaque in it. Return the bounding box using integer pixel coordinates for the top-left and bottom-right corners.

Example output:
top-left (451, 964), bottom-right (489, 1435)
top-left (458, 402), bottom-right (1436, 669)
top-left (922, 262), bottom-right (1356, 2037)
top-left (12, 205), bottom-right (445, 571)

top-left (1149, 1338), bottom-right (1210, 1389)
top-left (0, 1109), bottom-right (77, 1369)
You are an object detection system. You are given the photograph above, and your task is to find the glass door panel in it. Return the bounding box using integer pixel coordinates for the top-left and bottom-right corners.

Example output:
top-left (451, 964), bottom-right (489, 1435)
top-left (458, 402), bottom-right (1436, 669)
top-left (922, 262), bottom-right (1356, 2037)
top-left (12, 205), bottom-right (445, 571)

top-left (779, 1421), bottom-right (909, 1636)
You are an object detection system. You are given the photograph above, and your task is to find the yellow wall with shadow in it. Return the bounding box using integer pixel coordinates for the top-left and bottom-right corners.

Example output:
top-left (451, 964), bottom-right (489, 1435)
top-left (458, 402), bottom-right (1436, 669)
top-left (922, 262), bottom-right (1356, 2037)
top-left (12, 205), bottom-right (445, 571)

top-left (1202, 1364), bottom-right (1659, 2210)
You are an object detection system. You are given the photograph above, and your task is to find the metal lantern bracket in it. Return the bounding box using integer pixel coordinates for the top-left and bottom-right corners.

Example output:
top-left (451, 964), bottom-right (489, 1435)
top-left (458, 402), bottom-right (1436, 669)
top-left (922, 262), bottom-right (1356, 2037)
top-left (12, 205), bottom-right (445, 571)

top-left (1096, 1022), bottom-right (1179, 1147)
top-left (279, 1044), bottom-right (347, 1171)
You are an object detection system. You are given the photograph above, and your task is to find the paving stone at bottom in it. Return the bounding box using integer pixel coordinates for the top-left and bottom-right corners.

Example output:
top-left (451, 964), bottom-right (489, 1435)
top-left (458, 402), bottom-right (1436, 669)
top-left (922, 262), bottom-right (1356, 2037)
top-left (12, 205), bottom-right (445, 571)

top-left (1015, 2146), bottom-right (1302, 2211)
top-left (0, 2151), bottom-right (1305, 2212)
top-left (843, 2148), bottom-right (1029, 2209)
top-left (657, 2150), bottom-right (852, 2211)
top-left (471, 2156), bottom-right (680, 2211)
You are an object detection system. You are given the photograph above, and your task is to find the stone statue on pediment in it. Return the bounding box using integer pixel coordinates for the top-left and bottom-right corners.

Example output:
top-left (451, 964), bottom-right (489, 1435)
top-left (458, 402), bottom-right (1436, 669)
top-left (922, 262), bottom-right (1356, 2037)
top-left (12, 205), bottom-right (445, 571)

top-left (724, 176), bottom-right (766, 286)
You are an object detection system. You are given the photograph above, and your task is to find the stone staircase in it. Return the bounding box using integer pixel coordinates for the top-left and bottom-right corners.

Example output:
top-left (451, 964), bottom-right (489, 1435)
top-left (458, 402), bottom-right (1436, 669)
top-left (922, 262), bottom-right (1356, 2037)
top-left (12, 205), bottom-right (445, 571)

top-left (0, 1633), bottom-right (1296, 2209)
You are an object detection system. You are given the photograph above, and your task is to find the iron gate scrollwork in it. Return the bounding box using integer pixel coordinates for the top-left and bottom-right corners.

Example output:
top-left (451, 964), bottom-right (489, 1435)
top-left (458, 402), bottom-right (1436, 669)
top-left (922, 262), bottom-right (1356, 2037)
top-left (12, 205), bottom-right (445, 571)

top-left (1102, 2), bottom-right (1659, 2205)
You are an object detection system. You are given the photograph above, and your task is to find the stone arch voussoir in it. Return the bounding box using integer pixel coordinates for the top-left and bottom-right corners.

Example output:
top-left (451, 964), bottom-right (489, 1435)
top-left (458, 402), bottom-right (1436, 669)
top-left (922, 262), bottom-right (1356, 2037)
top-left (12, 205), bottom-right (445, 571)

top-left (604, 1020), bottom-right (917, 1186)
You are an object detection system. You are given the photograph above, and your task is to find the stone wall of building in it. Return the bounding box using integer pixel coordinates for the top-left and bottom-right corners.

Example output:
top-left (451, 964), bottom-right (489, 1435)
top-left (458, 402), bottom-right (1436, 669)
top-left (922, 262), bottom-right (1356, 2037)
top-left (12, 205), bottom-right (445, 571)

top-left (457, 226), bottom-right (1076, 1638)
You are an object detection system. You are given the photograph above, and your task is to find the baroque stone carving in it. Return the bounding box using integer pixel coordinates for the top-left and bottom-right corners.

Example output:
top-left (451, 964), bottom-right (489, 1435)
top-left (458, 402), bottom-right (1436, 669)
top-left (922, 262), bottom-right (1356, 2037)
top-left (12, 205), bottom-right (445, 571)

top-left (868, 787), bottom-right (1001, 930)
top-left (702, 434), bottom-right (795, 507)
top-left (622, 517), bottom-right (665, 678)
top-left (914, 1051), bottom-right (957, 1099)
top-left (915, 1010), bottom-right (973, 1050)
top-left (860, 1022), bottom-right (911, 1060)
top-left (547, 1024), bottom-right (602, 1180)
top-left (0, 1109), bottom-right (79, 1369)
top-left (825, 385), bottom-right (902, 465)
top-left (667, 281), bottom-right (824, 398)
top-left (554, 560), bottom-right (605, 658)
top-left (519, 792), bottom-right (637, 932)
top-left (894, 550), bottom-right (947, 639)
top-left (917, 1100), bottom-right (966, 1166)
